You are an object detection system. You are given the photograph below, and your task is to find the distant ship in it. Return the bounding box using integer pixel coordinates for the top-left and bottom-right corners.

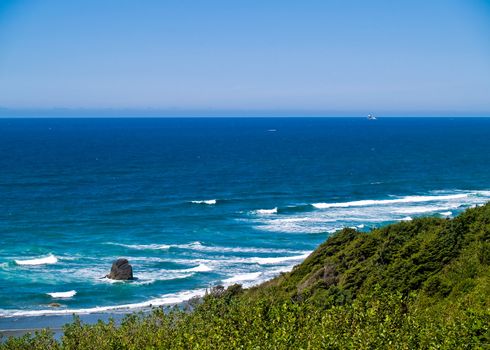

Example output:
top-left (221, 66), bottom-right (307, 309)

top-left (367, 114), bottom-right (377, 120)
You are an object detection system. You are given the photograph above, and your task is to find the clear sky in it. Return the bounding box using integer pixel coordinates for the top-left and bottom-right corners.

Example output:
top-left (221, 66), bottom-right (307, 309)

top-left (0, 0), bottom-right (489, 115)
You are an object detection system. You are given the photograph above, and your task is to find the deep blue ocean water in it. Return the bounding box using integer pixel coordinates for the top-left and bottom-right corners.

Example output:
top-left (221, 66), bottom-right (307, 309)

top-left (1, 117), bottom-right (490, 317)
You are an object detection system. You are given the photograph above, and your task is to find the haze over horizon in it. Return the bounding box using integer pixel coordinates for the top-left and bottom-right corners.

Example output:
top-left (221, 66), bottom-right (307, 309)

top-left (1, 0), bottom-right (489, 116)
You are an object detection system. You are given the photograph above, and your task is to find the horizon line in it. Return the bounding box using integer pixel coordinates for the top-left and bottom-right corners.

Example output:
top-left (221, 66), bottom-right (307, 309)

top-left (0, 107), bottom-right (489, 118)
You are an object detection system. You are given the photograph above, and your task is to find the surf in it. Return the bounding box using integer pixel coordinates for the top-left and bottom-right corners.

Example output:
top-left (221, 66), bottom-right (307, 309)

top-left (311, 193), bottom-right (469, 209)
top-left (47, 290), bottom-right (77, 298)
top-left (190, 199), bottom-right (217, 205)
top-left (15, 254), bottom-right (58, 266)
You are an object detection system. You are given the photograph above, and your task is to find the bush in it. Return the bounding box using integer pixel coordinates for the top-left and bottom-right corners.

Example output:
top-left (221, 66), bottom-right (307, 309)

top-left (2, 204), bottom-right (489, 349)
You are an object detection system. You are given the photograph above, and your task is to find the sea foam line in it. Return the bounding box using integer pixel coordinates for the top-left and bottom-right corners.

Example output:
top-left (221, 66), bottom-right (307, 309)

top-left (223, 272), bottom-right (262, 284)
top-left (47, 290), bottom-right (77, 298)
top-left (183, 263), bottom-right (213, 272)
top-left (252, 208), bottom-right (278, 215)
top-left (106, 243), bottom-right (171, 250)
top-left (0, 256), bottom-right (312, 317)
top-left (176, 241), bottom-right (304, 254)
top-left (312, 193), bottom-right (468, 209)
top-left (250, 190), bottom-right (490, 234)
top-left (0, 289), bottom-right (207, 318)
top-left (250, 253), bottom-right (311, 265)
top-left (191, 199), bottom-right (217, 205)
top-left (105, 241), bottom-right (305, 254)
top-left (15, 254), bottom-right (58, 266)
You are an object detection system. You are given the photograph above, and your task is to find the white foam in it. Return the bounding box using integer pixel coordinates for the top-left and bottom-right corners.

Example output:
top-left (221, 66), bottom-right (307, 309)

top-left (191, 199), bottom-right (217, 205)
top-left (106, 243), bottom-right (171, 250)
top-left (15, 254), bottom-right (58, 266)
top-left (47, 290), bottom-right (77, 298)
top-left (440, 211), bottom-right (452, 216)
top-left (394, 206), bottom-right (444, 214)
top-left (223, 272), bottom-right (262, 284)
top-left (0, 289), bottom-right (207, 318)
top-left (399, 216), bottom-right (413, 221)
top-left (74, 262), bottom-right (212, 286)
top-left (184, 264), bottom-right (213, 272)
top-left (253, 208), bottom-right (278, 215)
top-left (251, 253), bottom-right (310, 265)
top-left (473, 190), bottom-right (490, 197)
top-left (106, 240), bottom-right (309, 255)
top-left (129, 271), bottom-right (195, 285)
top-left (312, 194), bottom-right (468, 209)
top-left (393, 203), bottom-right (461, 214)
top-left (103, 278), bottom-right (127, 284)
top-left (250, 190), bottom-right (490, 234)
top-left (251, 215), bottom-right (342, 234)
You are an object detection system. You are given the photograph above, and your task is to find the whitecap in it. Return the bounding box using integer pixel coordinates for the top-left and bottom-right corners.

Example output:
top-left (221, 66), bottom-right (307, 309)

top-left (191, 199), bottom-right (217, 205)
top-left (250, 190), bottom-right (490, 234)
top-left (396, 203), bottom-right (462, 214)
top-left (47, 290), bottom-right (77, 298)
top-left (399, 216), bottom-right (413, 221)
top-left (439, 211), bottom-right (452, 216)
top-left (184, 264), bottom-right (213, 272)
top-left (128, 271), bottom-right (195, 285)
top-left (472, 190), bottom-right (490, 197)
top-left (253, 208), bottom-right (278, 215)
top-left (106, 241), bottom-right (305, 255)
top-left (105, 243), bottom-right (171, 250)
top-left (312, 193), bottom-right (468, 209)
top-left (0, 289), bottom-right (207, 317)
top-left (253, 217), bottom-right (342, 234)
top-left (175, 241), bottom-right (305, 254)
top-left (223, 272), bottom-right (262, 284)
top-left (15, 254), bottom-right (58, 266)
top-left (250, 253), bottom-right (310, 265)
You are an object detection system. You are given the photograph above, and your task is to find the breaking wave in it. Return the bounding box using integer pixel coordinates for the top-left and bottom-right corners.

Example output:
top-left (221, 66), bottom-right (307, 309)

top-left (191, 199), bottom-right (217, 205)
top-left (47, 290), bottom-right (77, 298)
top-left (311, 193), bottom-right (469, 209)
top-left (183, 264), bottom-right (213, 272)
top-left (105, 241), bottom-right (304, 254)
top-left (105, 243), bottom-right (171, 250)
top-left (0, 289), bottom-right (207, 317)
top-left (253, 208), bottom-right (278, 215)
top-left (15, 254), bottom-right (58, 266)
top-left (250, 253), bottom-right (310, 265)
top-left (249, 190), bottom-right (490, 234)
top-left (223, 272), bottom-right (262, 284)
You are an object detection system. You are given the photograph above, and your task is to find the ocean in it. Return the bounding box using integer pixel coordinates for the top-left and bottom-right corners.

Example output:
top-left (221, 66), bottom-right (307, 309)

top-left (1, 117), bottom-right (490, 319)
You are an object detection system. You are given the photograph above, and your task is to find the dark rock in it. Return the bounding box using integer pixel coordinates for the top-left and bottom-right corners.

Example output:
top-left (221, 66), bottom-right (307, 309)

top-left (106, 258), bottom-right (133, 280)
top-left (48, 303), bottom-right (61, 308)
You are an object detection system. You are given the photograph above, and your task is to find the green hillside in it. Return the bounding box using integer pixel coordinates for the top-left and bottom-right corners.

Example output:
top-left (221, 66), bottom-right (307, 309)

top-left (2, 204), bottom-right (489, 349)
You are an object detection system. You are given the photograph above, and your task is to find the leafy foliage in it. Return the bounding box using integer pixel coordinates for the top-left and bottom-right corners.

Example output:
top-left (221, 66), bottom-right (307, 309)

top-left (2, 204), bottom-right (489, 349)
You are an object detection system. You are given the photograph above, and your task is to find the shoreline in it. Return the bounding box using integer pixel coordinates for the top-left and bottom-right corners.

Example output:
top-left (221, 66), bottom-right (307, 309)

top-left (0, 312), bottom-right (130, 340)
top-left (2, 199), bottom-right (488, 339)
top-left (0, 270), bottom-right (285, 337)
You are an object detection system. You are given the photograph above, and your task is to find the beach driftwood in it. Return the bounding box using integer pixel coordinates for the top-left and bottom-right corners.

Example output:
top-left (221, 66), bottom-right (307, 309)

top-left (106, 258), bottom-right (133, 280)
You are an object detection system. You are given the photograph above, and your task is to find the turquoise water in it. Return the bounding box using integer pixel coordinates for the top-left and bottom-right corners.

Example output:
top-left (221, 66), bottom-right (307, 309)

top-left (1, 117), bottom-right (490, 317)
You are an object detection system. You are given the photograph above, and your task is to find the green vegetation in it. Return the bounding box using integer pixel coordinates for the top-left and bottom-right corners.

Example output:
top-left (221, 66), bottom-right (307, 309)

top-left (2, 204), bottom-right (489, 349)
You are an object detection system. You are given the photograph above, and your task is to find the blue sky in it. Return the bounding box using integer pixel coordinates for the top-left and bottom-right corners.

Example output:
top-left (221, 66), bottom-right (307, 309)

top-left (0, 0), bottom-right (489, 115)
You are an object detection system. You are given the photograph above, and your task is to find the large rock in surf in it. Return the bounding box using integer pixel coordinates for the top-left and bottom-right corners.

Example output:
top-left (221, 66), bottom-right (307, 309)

top-left (107, 258), bottom-right (133, 280)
